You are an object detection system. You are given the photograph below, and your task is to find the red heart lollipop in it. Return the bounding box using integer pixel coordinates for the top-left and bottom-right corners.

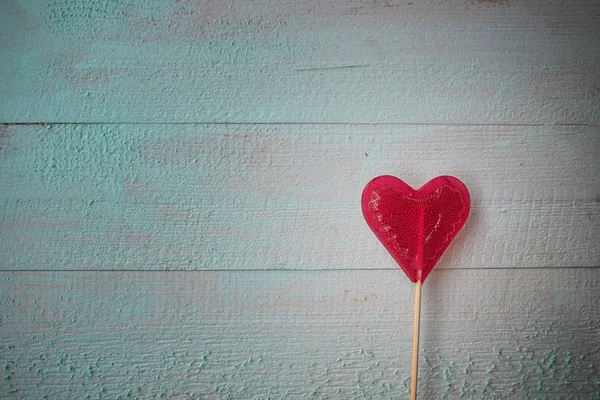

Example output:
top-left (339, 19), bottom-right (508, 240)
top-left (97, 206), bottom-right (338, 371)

top-left (362, 175), bottom-right (470, 283)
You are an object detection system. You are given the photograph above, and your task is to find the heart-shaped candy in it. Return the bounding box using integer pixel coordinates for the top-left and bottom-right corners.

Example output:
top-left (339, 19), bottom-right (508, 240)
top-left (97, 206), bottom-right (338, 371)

top-left (362, 176), bottom-right (470, 283)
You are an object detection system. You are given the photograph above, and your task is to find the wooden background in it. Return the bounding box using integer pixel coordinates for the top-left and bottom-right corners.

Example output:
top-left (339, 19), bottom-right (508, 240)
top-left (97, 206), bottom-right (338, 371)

top-left (1, 0), bottom-right (599, 398)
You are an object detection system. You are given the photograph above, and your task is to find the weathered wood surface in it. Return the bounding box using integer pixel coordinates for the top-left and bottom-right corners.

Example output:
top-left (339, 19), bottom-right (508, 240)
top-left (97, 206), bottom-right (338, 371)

top-left (1, 124), bottom-right (598, 271)
top-left (0, 269), bottom-right (598, 399)
top-left (2, 0), bottom-right (599, 398)
top-left (1, 0), bottom-right (599, 124)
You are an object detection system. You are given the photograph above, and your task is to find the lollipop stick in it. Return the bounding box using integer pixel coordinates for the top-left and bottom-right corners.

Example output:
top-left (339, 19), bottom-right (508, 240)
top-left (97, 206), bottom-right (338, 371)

top-left (411, 205), bottom-right (425, 399)
top-left (410, 280), bottom-right (422, 400)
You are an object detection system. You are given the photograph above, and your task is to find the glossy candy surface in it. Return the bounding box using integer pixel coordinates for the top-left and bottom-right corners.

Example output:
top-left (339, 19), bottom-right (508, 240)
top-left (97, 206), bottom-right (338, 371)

top-left (362, 176), bottom-right (470, 283)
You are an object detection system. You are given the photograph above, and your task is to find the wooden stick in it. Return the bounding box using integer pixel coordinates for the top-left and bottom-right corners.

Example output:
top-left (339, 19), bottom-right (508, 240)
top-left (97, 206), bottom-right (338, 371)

top-left (411, 203), bottom-right (425, 399)
top-left (411, 280), bottom-right (422, 400)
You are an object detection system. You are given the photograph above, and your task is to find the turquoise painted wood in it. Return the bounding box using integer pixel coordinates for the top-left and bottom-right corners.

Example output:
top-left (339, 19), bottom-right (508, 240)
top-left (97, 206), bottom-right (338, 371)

top-left (1, 269), bottom-right (599, 398)
top-left (1, 1), bottom-right (599, 398)
top-left (0, 0), bottom-right (599, 124)
top-left (1, 124), bottom-right (598, 271)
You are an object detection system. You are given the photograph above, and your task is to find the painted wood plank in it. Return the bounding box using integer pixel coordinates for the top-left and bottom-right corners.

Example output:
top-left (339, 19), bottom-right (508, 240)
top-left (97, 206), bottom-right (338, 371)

top-left (0, 269), bottom-right (598, 398)
top-left (1, 0), bottom-right (599, 124)
top-left (1, 123), bottom-right (598, 270)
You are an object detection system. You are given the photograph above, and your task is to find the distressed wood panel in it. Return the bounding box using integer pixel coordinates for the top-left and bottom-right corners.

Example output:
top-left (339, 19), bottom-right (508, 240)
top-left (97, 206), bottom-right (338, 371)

top-left (1, 124), bottom-right (598, 271)
top-left (0, 269), bottom-right (598, 399)
top-left (1, 0), bottom-right (599, 124)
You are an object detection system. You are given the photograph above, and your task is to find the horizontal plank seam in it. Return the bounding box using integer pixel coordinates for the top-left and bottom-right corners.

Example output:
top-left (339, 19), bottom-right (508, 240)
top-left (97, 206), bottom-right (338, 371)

top-left (0, 266), bottom-right (598, 273)
top-left (1, 122), bottom-right (596, 128)
top-left (3, 199), bottom-right (597, 204)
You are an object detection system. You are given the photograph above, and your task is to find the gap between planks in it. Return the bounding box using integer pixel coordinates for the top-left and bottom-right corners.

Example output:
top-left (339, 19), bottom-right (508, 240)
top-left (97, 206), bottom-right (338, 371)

top-left (0, 266), bottom-right (598, 273)
top-left (0, 122), bottom-right (596, 127)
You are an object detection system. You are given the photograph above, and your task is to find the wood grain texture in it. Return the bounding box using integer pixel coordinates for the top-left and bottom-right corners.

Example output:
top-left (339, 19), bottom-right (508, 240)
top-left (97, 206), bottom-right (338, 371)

top-left (0, 269), bottom-right (598, 399)
top-left (1, 123), bottom-right (598, 271)
top-left (2, 0), bottom-right (599, 398)
top-left (1, 0), bottom-right (599, 124)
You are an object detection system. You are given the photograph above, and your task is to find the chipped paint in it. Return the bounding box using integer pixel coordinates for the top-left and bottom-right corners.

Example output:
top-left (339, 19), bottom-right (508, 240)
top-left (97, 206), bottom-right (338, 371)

top-left (1, 0), bottom-right (599, 398)
top-left (1, 1), bottom-right (599, 123)
top-left (0, 270), bottom-right (599, 397)
top-left (1, 124), bottom-right (598, 271)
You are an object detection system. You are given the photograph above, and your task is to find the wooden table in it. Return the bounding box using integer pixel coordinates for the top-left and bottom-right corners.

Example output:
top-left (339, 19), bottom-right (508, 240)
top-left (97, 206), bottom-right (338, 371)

top-left (1, 1), bottom-right (598, 398)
